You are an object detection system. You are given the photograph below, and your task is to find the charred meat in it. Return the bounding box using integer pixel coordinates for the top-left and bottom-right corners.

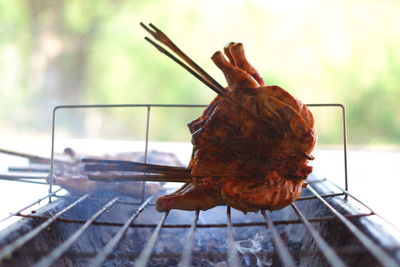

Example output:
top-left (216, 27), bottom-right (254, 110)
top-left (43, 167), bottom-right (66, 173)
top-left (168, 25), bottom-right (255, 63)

top-left (156, 42), bottom-right (317, 212)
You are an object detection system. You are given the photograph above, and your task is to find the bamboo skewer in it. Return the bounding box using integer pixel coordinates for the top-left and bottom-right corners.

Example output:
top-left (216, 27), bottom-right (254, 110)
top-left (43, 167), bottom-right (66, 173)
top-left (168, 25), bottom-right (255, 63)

top-left (85, 163), bottom-right (188, 176)
top-left (82, 158), bottom-right (190, 175)
top-left (8, 166), bottom-right (50, 173)
top-left (0, 148), bottom-right (71, 165)
top-left (139, 23), bottom-right (270, 141)
top-left (0, 23), bottom-right (315, 188)
top-left (87, 172), bottom-right (266, 183)
top-left (87, 174), bottom-right (192, 183)
top-left (83, 158), bottom-right (264, 177)
top-left (84, 158), bottom-right (192, 183)
top-left (0, 174), bottom-right (48, 180)
top-left (140, 23), bottom-right (226, 96)
top-left (140, 22), bottom-right (313, 161)
top-left (84, 159), bottom-right (266, 183)
top-left (144, 37), bottom-right (225, 96)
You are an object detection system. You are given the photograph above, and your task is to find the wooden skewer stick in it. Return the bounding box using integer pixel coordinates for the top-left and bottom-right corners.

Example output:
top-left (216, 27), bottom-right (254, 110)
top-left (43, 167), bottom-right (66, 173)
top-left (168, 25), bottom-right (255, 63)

top-left (88, 173), bottom-right (192, 183)
top-left (140, 22), bottom-right (226, 95)
top-left (0, 148), bottom-right (71, 165)
top-left (82, 158), bottom-right (190, 175)
top-left (140, 23), bottom-right (313, 160)
top-left (83, 159), bottom-right (267, 179)
top-left (8, 166), bottom-right (50, 173)
top-left (139, 23), bottom-right (278, 134)
top-left (0, 174), bottom-right (48, 180)
top-left (85, 164), bottom-right (188, 176)
top-left (87, 171), bottom-right (267, 183)
top-left (140, 24), bottom-right (276, 144)
top-left (143, 36), bottom-right (225, 96)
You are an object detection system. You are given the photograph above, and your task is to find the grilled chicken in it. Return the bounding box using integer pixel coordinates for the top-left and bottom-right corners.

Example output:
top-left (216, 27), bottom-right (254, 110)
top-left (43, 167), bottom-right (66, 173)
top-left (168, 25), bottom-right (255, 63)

top-left (156, 42), bottom-right (317, 212)
top-left (156, 174), bottom-right (303, 213)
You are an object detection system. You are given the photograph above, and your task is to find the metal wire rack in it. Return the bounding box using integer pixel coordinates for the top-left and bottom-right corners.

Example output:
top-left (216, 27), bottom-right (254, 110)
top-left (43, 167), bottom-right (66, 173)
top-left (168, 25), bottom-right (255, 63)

top-left (0, 104), bottom-right (399, 267)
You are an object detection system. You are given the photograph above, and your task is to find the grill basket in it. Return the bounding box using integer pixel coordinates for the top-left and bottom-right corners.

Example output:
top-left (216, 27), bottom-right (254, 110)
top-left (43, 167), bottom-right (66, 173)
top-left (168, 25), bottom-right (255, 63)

top-left (0, 104), bottom-right (399, 267)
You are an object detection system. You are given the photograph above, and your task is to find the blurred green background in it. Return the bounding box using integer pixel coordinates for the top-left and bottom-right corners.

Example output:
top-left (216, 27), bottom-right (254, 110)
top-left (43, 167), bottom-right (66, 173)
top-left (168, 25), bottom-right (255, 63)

top-left (1, 0), bottom-right (399, 146)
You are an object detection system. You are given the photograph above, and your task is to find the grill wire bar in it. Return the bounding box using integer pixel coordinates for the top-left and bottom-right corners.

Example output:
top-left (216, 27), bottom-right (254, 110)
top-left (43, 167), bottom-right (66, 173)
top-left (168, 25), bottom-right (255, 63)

top-left (1, 173), bottom-right (399, 265)
top-left (178, 210), bottom-right (199, 267)
top-left (226, 206), bottom-right (241, 267)
top-left (307, 185), bottom-right (399, 267)
top-left (306, 104), bottom-right (348, 191)
top-left (290, 203), bottom-right (346, 267)
top-left (2, 104), bottom-right (400, 266)
top-left (141, 105), bottom-right (151, 203)
top-left (323, 179), bottom-right (400, 226)
top-left (13, 209), bottom-right (375, 229)
top-left (48, 104), bottom-right (208, 195)
top-left (0, 187), bottom-right (63, 223)
top-left (0, 194), bottom-right (89, 262)
top-left (32, 197), bottom-right (119, 267)
top-left (134, 211), bottom-right (169, 267)
top-left (48, 103), bottom-right (348, 193)
top-left (88, 196), bottom-right (153, 267)
top-left (261, 210), bottom-right (296, 267)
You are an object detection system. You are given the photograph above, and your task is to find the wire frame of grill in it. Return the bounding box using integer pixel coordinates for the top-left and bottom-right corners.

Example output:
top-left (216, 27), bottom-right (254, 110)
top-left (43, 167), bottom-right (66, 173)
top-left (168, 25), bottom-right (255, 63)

top-left (1, 103), bottom-right (399, 267)
top-left (47, 103), bottom-right (349, 192)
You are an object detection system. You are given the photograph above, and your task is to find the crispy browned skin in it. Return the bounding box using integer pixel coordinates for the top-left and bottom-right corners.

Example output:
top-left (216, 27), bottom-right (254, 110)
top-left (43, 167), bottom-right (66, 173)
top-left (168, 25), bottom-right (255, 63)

top-left (156, 175), bottom-right (304, 212)
top-left (156, 43), bottom-right (317, 212)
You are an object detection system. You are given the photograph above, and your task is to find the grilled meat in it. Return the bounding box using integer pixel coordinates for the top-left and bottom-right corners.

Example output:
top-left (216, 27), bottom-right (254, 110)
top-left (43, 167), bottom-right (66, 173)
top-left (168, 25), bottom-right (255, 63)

top-left (156, 42), bottom-right (317, 212)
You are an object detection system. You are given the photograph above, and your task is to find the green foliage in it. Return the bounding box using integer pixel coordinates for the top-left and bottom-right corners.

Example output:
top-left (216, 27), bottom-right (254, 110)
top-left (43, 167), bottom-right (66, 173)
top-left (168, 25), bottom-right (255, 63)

top-left (0, 0), bottom-right (399, 146)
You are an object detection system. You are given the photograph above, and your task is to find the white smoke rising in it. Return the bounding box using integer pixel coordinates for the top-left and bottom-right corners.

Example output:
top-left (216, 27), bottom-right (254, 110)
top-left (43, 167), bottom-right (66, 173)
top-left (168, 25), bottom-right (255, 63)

top-left (235, 232), bottom-right (273, 267)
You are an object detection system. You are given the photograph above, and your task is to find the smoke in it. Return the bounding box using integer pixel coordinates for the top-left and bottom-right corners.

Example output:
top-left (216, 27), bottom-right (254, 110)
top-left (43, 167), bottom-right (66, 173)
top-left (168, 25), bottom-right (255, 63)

top-left (235, 232), bottom-right (273, 267)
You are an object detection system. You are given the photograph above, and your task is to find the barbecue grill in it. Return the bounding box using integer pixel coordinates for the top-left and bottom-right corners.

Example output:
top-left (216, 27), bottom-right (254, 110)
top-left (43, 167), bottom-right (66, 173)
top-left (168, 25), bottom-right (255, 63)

top-left (0, 104), bottom-right (400, 267)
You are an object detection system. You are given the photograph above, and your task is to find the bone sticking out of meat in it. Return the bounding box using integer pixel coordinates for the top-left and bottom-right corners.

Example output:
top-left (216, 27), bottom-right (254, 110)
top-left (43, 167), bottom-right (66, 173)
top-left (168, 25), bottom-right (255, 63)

top-left (139, 23), bottom-right (317, 213)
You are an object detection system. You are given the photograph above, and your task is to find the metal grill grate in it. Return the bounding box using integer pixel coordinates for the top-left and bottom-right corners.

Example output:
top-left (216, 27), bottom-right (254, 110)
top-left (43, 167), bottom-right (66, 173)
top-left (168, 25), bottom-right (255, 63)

top-left (0, 104), bottom-right (399, 267)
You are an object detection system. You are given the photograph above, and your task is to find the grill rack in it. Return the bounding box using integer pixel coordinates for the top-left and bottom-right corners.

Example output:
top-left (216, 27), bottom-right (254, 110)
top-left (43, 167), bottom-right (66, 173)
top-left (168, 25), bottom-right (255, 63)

top-left (0, 104), bottom-right (399, 267)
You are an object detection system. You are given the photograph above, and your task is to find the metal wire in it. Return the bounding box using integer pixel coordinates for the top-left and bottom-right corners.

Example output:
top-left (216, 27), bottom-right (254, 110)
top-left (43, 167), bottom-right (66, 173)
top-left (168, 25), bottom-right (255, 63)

top-left (16, 211), bottom-right (375, 229)
top-left (0, 175), bottom-right (48, 185)
top-left (48, 103), bottom-right (349, 196)
top-left (53, 194), bottom-right (143, 206)
top-left (48, 104), bottom-right (207, 196)
top-left (2, 182), bottom-right (399, 266)
top-left (226, 206), bottom-right (241, 267)
top-left (297, 192), bottom-right (345, 201)
top-left (32, 197), bottom-right (119, 267)
top-left (3, 103), bottom-right (399, 267)
top-left (88, 196), bottom-right (153, 267)
top-left (291, 203), bottom-right (347, 267)
top-left (4, 245), bottom-right (378, 260)
top-left (134, 211), bottom-right (169, 267)
top-left (0, 194), bottom-right (89, 262)
top-left (0, 187), bottom-right (63, 223)
top-left (178, 210), bottom-right (199, 267)
top-left (306, 104), bottom-right (348, 191)
top-left (325, 179), bottom-right (399, 230)
top-left (141, 105), bottom-right (151, 203)
top-left (307, 185), bottom-right (399, 267)
top-left (261, 210), bottom-right (296, 267)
